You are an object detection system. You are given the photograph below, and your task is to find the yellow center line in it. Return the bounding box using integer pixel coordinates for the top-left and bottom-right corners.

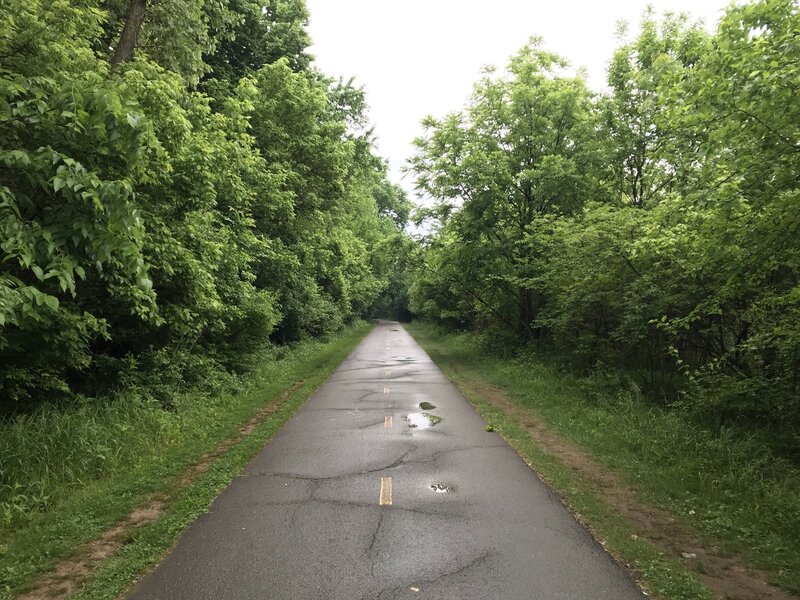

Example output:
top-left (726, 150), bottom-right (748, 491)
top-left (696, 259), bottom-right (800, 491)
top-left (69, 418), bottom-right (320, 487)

top-left (384, 416), bottom-right (392, 428)
top-left (379, 477), bottom-right (393, 506)
top-left (384, 386), bottom-right (389, 395)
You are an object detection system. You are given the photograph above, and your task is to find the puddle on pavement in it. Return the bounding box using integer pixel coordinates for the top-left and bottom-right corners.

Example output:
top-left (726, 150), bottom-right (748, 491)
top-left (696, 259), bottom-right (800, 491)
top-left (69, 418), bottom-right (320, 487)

top-left (429, 483), bottom-right (455, 493)
top-left (418, 401), bottom-right (436, 410)
top-left (405, 413), bottom-right (441, 429)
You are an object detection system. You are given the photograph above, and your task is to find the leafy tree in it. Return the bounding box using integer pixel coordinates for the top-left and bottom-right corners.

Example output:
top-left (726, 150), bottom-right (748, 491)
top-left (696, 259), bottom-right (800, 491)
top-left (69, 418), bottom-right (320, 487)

top-left (658, 0), bottom-right (800, 429)
top-left (204, 0), bottom-right (311, 84)
top-left (104, 0), bottom-right (238, 84)
top-left (408, 1), bottom-right (800, 443)
top-left (410, 40), bottom-right (601, 338)
top-left (0, 0), bottom-right (404, 407)
top-left (603, 10), bottom-right (708, 207)
top-left (0, 0), bottom-right (158, 401)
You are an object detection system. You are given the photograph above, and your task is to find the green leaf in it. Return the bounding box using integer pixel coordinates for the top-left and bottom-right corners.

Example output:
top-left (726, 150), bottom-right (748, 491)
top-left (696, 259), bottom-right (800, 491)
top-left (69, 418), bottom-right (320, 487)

top-left (44, 295), bottom-right (59, 310)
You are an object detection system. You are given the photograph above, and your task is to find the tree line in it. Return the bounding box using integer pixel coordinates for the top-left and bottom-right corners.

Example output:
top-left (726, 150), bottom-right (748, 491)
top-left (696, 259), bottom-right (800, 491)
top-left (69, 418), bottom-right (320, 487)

top-left (407, 0), bottom-right (800, 449)
top-left (0, 0), bottom-right (410, 408)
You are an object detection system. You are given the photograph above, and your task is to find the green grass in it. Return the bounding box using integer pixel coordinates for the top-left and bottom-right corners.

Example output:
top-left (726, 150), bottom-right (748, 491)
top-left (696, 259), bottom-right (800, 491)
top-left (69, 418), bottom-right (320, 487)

top-left (0, 322), bottom-right (370, 599)
top-left (406, 322), bottom-right (800, 598)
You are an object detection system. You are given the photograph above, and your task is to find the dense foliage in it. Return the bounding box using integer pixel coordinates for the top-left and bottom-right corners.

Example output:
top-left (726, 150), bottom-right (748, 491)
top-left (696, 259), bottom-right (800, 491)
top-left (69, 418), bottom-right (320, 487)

top-left (0, 0), bottom-right (409, 407)
top-left (408, 0), bottom-right (800, 449)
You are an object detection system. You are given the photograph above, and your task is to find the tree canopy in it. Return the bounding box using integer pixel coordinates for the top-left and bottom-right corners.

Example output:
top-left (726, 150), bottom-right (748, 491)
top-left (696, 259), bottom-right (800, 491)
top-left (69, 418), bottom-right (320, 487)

top-left (407, 0), bottom-right (800, 449)
top-left (0, 0), bottom-right (404, 406)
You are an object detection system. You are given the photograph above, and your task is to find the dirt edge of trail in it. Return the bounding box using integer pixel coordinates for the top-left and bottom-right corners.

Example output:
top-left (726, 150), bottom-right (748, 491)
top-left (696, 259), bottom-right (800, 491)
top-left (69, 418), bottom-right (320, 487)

top-left (447, 362), bottom-right (796, 600)
top-left (16, 379), bottom-right (307, 600)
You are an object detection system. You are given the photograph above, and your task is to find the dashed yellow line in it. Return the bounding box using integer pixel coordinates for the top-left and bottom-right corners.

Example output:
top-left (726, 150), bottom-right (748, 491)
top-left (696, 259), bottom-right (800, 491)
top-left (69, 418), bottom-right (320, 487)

top-left (384, 416), bottom-right (392, 428)
top-left (384, 386), bottom-right (389, 395)
top-left (379, 477), bottom-right (393, 506)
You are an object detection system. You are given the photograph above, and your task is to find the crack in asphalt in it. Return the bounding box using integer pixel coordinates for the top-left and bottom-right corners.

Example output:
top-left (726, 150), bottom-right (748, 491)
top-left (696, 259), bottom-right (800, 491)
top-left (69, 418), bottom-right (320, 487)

top-left (215, 496), bottom-right (456, 520)
top-left (359, 419), bottom-right (389, 430)
top-left (428, 444), bottom-right (508, 460)
top-left (288, 501), bottom-right (301, 529)
top-left (356, 390), bottom-right (381, 402)
top-left (246, 445), bottom-right (418, 481)
top-left (364, 510), bottom-right (385, 578)
top-left (364, 550), bottom-right (496, 600)
top-left (285, 497), bottom-right (458, 520)
top-left (242, 443), bottom-right (509, 483)
top-left (306, 407), bottom-right (388, 412)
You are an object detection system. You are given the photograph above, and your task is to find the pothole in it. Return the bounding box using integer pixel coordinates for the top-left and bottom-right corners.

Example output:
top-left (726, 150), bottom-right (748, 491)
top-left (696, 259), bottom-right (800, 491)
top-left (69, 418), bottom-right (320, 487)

top-left (404, 413), bottom-right (441, 429)
top-left (419, 401), bottom-right (436, 410)
top-left (429, 483), bottom-right (456, 493)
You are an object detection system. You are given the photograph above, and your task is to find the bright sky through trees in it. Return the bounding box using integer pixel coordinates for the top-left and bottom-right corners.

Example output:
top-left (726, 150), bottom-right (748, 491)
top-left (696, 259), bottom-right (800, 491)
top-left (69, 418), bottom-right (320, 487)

top-left (306, 0), bottom-right (734, 190)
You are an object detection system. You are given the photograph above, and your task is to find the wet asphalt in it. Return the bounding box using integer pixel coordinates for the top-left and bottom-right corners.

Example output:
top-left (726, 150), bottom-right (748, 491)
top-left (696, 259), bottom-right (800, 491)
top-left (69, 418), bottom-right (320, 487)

top-left (127, 321), bottom-right (645, 600)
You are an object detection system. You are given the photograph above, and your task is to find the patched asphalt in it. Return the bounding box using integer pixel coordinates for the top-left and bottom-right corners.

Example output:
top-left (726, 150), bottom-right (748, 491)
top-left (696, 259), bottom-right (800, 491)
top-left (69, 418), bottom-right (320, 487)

top-left (127, 321), bottom-right (645, 599)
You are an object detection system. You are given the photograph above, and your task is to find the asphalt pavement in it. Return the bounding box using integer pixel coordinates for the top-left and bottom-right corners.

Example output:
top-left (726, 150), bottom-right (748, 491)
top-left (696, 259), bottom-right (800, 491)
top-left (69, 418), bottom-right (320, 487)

top-left (127, 321), bottom-right (645, 599)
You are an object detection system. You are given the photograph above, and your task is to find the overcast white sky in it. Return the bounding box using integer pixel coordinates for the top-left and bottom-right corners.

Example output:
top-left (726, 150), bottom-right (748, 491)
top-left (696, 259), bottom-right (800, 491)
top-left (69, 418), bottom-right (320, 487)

top-left (305, 0), bottom-right (733, 194)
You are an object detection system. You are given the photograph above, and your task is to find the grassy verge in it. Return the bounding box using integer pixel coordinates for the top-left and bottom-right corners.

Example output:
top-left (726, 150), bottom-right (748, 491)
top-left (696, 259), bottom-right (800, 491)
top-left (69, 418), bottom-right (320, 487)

top-left (405, 322), bottom-right (800, 598)
top-left (0, 322), bottom-right (371, 599)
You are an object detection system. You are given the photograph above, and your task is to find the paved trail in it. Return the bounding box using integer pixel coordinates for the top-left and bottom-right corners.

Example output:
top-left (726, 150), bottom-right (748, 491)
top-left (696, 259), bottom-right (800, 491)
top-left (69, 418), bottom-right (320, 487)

top-left (128, 322), bottom-right (644, 599)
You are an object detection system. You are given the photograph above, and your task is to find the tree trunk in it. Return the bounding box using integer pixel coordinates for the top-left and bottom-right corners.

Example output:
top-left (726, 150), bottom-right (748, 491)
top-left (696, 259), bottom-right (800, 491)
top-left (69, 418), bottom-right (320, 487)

top-left (518, 286), bottom-right (535, 340)
top-left (112, 0), bottom-right (148, 67)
